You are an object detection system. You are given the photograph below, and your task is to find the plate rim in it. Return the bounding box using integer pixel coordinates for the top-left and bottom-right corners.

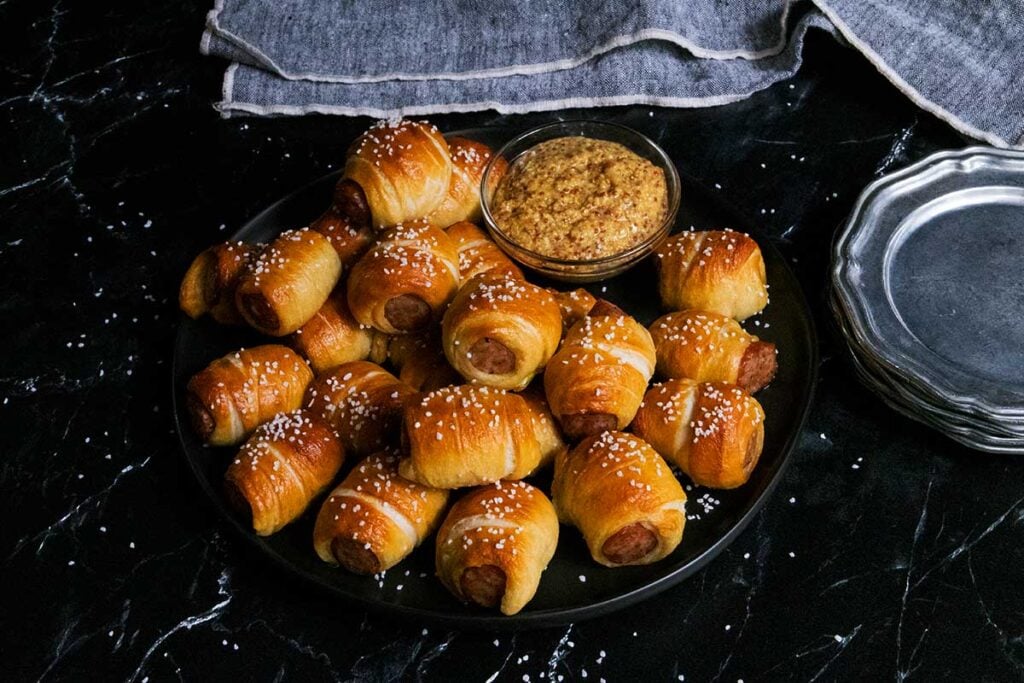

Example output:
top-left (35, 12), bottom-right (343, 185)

top-left (832, 146), bottom-right (1024, 419)
top-left (829, 290), bottom-right (1024, 453)
top-left (171, 125), bottom-right (819, 629)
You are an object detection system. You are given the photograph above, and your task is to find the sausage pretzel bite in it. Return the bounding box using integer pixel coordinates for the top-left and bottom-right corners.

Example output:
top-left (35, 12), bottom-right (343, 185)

top-left (186, 344), bottom-right (312, 447)
top-left (346, 221), bottom-right (461, 334)
top-left (442, 272), bottom-right (563, 390)
top-left (436, 481), bottom-right (558, 615)
top-left (552, 431), bottom-right (686, 567)
top-left (649, 309), bottom-right (777, 392)
top-left (235, 227), bottom-right (342, 336)
top-left (304, 361), bottom-right (416, 458)
top-left (179, 240), bottom-right (262, 325)
top-left (519, 387), bottom-right (565, 470)
top-left (343, 119), bottom-right (452, 229)
top-left (632, 379), bottom-right (765, 489)
top-left (399, 385), bottom-right (544, 489)
top-left (313, 451), bottom-right (448, 574)
top-left (544, 299), bottom-right (656, 440)
top-left (224, 409), bottom-right (344, 536)
top-left (654, 229), bottom-right (768, 320)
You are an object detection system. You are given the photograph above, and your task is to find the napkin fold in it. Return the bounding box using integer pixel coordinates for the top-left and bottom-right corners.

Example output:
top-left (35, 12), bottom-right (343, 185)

top-left (201, 0), bottom-right (1024, 148)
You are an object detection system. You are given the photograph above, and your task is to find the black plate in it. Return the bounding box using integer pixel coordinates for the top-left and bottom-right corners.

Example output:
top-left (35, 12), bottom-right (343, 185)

top-left (172, 125), bottom-right (817, 629)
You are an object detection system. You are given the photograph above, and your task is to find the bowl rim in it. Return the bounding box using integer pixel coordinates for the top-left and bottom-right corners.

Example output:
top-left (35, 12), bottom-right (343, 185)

top-left (479, 119), bottom-right (682, 268)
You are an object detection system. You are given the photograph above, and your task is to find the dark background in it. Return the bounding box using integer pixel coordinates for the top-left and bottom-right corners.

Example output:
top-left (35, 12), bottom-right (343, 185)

top-left (2, 1), bottom-right (1023, 681)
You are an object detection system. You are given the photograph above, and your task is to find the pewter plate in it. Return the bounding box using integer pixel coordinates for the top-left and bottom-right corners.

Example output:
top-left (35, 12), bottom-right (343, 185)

top-left (831, 288), bottom-right (1024, 438)
top-left (835, 290), bottom-right (1024, 450)
top-left (830, 289), bottom-right (1024, 453)
top-left (833, 147), bottom-right (1024, 429)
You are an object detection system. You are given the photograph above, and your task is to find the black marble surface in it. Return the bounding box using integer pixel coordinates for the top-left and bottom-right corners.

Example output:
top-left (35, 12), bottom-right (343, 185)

top-left (3, 2), bottom-right (1023, 681)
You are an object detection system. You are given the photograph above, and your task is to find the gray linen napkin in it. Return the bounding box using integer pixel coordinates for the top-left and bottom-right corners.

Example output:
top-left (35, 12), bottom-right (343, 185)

top-left (201, 0), bottom-right (1024, 148)
top-left (202, 0), bottom-right (798, 80)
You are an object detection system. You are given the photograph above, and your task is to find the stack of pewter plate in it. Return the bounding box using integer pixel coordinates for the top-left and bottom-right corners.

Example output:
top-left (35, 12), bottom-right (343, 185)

top-left (832, 147), bottom-right (1024, 454)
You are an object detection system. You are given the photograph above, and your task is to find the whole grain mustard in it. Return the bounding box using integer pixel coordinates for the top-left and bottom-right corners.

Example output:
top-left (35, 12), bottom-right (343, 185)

top-left (491, 137), bottom-right (668, 260)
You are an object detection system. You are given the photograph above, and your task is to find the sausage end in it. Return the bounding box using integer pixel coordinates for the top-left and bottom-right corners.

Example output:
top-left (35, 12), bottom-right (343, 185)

top-left (559, 412), bottom-right (618, 441)
top-left (331, 537), bottom-right (381, 575)
top-left (737, 341), bottom-right (777, 393)
top-left (602, 522), bottom-right (659, 565)
top-left (468, 337), bottom-right (516, 375)
top-left (384, 294), bottom-right (432, 332)
top-left (333, 178), bottom-right (372, 228)
top-left (239, 291), bottom-right (281, 335)
top-left (186, 391), bottom-right (215, 442)
top-left (460, 564), bottom-right (507, 608)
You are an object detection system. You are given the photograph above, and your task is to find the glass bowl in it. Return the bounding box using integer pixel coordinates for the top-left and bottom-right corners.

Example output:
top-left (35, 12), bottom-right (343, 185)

top-left (480, 120), bottom-right (681, 283)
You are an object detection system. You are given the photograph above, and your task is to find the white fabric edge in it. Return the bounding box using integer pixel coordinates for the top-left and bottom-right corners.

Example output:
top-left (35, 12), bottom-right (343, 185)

top-left (203, 0), bottom-right (801, 84)
top-left (810, 0), bottom-right (1019, 150)
top-left (222, 62), bottom-right (238, 109)
top-left (215, 92), bottom-right (754, 120)
top-left (204, 8), bottom-right (283, 75)
top-left (199, 27), bottom-right (212, 55)
top-left (199, 0), bottom-right (225, 56)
